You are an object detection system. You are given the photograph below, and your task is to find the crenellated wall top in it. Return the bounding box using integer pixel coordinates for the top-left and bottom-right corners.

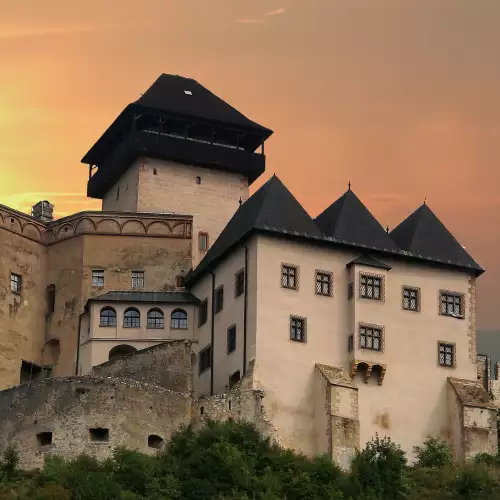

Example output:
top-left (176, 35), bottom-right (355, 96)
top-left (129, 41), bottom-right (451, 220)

top-left (0, 205), bottom-right (193, 245)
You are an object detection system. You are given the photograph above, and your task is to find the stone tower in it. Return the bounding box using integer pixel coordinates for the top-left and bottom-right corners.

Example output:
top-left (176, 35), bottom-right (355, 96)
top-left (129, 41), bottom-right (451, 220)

top-left (81, 74), bottom-right (273, 266)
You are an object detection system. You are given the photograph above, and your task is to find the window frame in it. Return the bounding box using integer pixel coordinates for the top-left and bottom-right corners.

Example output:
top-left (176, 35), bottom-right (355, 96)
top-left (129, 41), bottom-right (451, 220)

top-left (215, 285), bottom-right (224, 314)
top-left (10, 272), bottom-right (22, 295)
top-left (131, 270), bottom-right (145, 289)
top-left (227, 324), bottom-right (237, 353)
top-left (198, 232), bottom-right (209, 252)
top-left (123, 307), bottom-right (141, 328)
top-left (147, 308), bottom-right (165, 329)
top-left (438, 341), bottom-right (456, 368)
top-left (199, 344), bottom-right (212, 374)
top-left (439, 290), bottom-right (465, 319)
top-left (402, 286), bottom-right (420, 312)
top-left (290, 315), bottom-right (307, 343)
top-left (198, 299), bottom-right (208, 327)
top-left (359, 323), bottom-right (384, 352)
top-left (92, 270), bottom-right (105, 288)
top-left (359, 273), bottom-right (384, 301)
top-left (170, 308), bottom-right (188, 330)
top-left (281, 264), bottom-right (299, 290)
top-left (315, 270), bottom-right (333, 297)
top-left (234, 269), bottom-right (245, 298)
top-left (99, 307), bottom-right (117, 327)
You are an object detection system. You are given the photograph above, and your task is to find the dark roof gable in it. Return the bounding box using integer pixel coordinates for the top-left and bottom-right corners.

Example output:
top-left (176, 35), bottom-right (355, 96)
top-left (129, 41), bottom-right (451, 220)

top-left (315, 189), bottom-right (398, 251)
top-left (390, 203), bottom-right (482, 271)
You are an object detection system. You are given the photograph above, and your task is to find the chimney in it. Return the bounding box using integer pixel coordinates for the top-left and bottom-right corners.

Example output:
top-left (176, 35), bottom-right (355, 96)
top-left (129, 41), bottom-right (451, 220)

top-left (32, 201), bottom-right (54, 223)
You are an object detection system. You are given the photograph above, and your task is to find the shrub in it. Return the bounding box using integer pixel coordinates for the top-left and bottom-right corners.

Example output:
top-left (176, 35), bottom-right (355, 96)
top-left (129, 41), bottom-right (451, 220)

top-left (33, 484), bottom-right (72, 500)
top-left (413, 436), bottom-right (453, 468)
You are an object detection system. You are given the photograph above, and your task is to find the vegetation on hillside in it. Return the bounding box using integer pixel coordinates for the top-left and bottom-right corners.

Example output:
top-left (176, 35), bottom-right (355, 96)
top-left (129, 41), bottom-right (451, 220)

top-left (2, 421), bottom-right (500, 499)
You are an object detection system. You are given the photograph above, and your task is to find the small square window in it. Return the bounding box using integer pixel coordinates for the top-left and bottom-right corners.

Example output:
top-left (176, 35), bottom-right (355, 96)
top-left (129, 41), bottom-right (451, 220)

top-left (440, 291), bottom-right (464, 318)
top-left (360, 274), bottom-right (382, 300)
top-left (316, 271), bottom-right (332, 296)
top-left (92, 270), bottom-right (104, 287)
top-left (359, 325), bottom-right (383, 351)
top-left (199, 345), bottom-right (212, 374)
top-left (227, 325), bottom-right (237, 353)
top-left (235, 269), bottom-right (245, 298)
top-left (403, 286), bottom-right (420, 311)
top-left (438, 342), bottom-right (455, 367)
top-left (290, 316), bottom-right (306, 343)
top-left (199, 299), bottom-right (208, 327)
top-left (10, 273), bottom-right (21, 294)
top-left (215, 285), bottom-right (224, 314)
top-left (282, 264), bottom-right (298, 290)
top-left (131, 271), bottom-right (144, 289)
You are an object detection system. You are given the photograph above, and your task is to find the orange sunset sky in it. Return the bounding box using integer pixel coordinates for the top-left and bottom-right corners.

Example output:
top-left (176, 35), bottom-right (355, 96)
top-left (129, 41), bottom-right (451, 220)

top-left (1, 0), bottom-right (499, 330)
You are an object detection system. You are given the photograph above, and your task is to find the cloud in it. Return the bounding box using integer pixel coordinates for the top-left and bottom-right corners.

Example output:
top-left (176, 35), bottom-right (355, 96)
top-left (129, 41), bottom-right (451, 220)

top-left (236, 7), bottom-right (286, 24)
top-left (0, 25), bottom-right (96, 40)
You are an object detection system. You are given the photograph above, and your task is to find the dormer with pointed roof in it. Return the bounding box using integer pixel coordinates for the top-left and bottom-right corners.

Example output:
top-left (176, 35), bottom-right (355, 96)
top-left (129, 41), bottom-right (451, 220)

top-left (390, 203), bottom-right (483, 274)
top-left (83, 74), bottom-right (273, 199)
top-left (315, 188), bottom-right (398, 252)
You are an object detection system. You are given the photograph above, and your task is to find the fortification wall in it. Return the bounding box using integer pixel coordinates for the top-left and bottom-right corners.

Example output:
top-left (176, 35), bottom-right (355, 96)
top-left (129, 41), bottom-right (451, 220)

top-left (0, 376), bottom-right (191, 470)
top-left (91, 340), bottom-right (193, 393)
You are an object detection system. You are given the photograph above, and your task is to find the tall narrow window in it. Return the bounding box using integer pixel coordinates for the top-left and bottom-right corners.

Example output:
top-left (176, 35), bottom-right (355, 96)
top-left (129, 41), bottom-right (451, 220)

top-left (92, 270), bottom-right (104, 287)
top-left (131, 271), bottom-right (145, 289)
top-left (281, 264), bottom-right (298, 290)
top-left (10, 273), bottom-right (21, 294)
top-left (359, 274), bottom-right (382, 300)
top-left (403, 286), bottom-right (420, 311)
top-left (438, 342), bottom-right (455, 367)
top-left (196, 176), bottom-right (201, 185)
top-left (46, 284), bottom-right (56, 313)
top-left (171, 309), bottom-right (188, 329)
top-left (123, 308), bottom-right (140, 328)
top-left (227, 325), bottom-right (237, 353)
top-left (199, 232), bottom-right (209, 252)
top-left (316, 271), bottom-right (333, 296)
top-left (147, 309), bottom-right (164, 329)
top-left (199, 345), bottom-right (212, 373)
top-left (215, 286), bottom-right (224, 313)
top-left (290, 316), bottom-right (306, 342)
top-left (235, 269), bottom-right (245, 298)
top-left (198, 299), bottom-right (208, 327)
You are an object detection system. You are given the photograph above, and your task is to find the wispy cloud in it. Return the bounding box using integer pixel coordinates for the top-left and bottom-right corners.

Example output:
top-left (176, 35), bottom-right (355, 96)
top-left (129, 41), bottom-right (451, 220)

top-left (0, 25), bottom-right (96, 40)
top-left (236, 7), bottom-right (286, 24)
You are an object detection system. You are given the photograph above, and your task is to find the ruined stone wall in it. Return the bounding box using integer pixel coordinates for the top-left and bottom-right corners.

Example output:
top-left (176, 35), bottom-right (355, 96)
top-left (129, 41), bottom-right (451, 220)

top-left (0, 209), bottom-right (48, 390)
top-left (0, 376), bottom-right (192, 470)
top-left (91, 340), bottom-right (193, 394)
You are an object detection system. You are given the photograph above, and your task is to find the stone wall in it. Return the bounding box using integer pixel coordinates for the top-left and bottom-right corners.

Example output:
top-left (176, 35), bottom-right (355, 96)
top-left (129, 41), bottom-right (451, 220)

top-left (91, 340), bottom-right (193, 394)
top-left (0, 376), bottom-right (192, 470)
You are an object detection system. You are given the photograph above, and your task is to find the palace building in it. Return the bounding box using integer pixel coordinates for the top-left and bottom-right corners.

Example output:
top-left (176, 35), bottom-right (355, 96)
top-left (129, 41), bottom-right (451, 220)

top-left (0, 74), bottom-right (496, 468)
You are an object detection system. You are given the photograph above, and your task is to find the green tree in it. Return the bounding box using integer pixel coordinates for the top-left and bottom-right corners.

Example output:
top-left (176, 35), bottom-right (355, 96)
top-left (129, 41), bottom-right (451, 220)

top-left (413, 436), bottom-right (453, 468)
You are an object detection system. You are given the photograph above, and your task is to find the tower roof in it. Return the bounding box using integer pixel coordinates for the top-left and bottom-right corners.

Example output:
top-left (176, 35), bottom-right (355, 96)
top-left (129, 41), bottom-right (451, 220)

top-left (390, 203), bottom-right (483, 272)
top-left (186, 175), bottom-right (322, 283)
top-left (315, 189), bottom-right (398, 251)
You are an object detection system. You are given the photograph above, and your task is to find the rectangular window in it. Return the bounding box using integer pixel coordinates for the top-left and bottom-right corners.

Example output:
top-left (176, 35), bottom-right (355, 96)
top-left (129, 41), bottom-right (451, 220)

top-left (348, 282), bottom-right (354, 300)
top-left (290, 316), bottom-right (306, 343)
top-left (227, 325), bottom-right (237, 353)
top-left (348, 334), bottom-right (354, 352)
top-left (92, 270), bottom-right (104, 287)
top-left (439, 342), bottom-right (455, 367)
top-left (440, 291), bottom-right (464, 318)
top-left (360, 274), bottom-right (382, 300)
top-left (10, 273), bottom-right (21, 294)
top-left (131, 271), bottom-right (144, 288)
top-left (199, 345), bottom-right (212, 373)
top-left (316, 271), bottom-right (332, 296)
top-left (198, 299), bottom-right (208, 327)
top-left (199, 232), bottom-right (209, 252)
top-left (235, 269), bottom-right (245, 298)
top-left (359, 325), bottom-right (382, 351)
top-left (215, 285), bottom-right (224, 313)
top-left (282, 264), bottom-right (298, 290)
top-left (403, 286), bottom-right (420, 311)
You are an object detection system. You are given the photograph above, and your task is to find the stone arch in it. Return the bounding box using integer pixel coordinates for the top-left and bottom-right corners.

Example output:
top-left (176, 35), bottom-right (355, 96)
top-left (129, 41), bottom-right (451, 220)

top-left (75, 217), bottom-right (97, 234)
top-left (56, 223), bottom-right (75, 238)
top-left (371, 364), bottom-right (387, 385)
top-left (146, 221), bottom-right (172, 236)
top-left (121, 219), bottom-right (147, 234)
top-left (22, 223), bottom-right (42, 240)
top-left (108, 344), bottom-right (138, 361)
top-left (6, 215), bottom-right (22, 233)
top-left (171, 221), bottom-right (188, 236)
top-left (96, 218), bottom-right (121, 234)
top-left (42, 229), bottom-right (56, 244)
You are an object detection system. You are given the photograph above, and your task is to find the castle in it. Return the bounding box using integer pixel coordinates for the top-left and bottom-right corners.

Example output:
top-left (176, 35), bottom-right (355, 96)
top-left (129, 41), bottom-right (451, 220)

top-left (0, 74), bottom-right (497, 470)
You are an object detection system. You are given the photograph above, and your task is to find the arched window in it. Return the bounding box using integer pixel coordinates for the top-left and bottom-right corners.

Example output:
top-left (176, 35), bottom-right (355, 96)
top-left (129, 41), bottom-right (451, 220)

top-left (171, 309), bottom-right (188, 329)
top-left (108, 344), bottom-right (137, 361)
top-left (100, 307), bottom-right (117, 327)
top-left (123, 308), bottom-right (140, 328)
top-left (198, 232), bottom-right (209, 252)
top-left (147, 309), bottom-right (164, 329)
top-left (196, 176), bottom-right (201, 185)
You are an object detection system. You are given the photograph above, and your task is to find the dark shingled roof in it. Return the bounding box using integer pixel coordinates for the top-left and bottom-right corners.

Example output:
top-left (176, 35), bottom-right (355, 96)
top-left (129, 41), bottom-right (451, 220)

top-left (390, 204), bottom-right (483, 272)
top-left (315, 189), bottom-right (399, 251)
top-left (186, 175), bottom-right (322, 283)
top-left (135, 74), bottom-right (273, 136)
top-left (87, 291), bottom-right (200, 305)
top-left (346, 255), bottom-right (392, 271)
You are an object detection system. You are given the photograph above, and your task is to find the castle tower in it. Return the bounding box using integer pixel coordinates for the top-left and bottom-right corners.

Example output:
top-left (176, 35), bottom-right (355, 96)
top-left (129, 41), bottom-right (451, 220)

top-left (81, 74), bottom-right (273, 266)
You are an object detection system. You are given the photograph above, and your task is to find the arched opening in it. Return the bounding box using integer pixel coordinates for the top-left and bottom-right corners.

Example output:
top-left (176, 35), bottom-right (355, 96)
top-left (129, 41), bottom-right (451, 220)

top-left (108, 344), bottom-right (137, 361)
top-left (148, 434), bottom-right (164, 449)
top-left (171, 309), bottom-right (188, 329)
top-left (353, 362), bottom-right (370, 384)
top-left (100, 307), bottom-right (117, 327)
top-left (147, 309), bottom-right (164, 329)
top-left (123, 308), bottom-right (140, 328)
